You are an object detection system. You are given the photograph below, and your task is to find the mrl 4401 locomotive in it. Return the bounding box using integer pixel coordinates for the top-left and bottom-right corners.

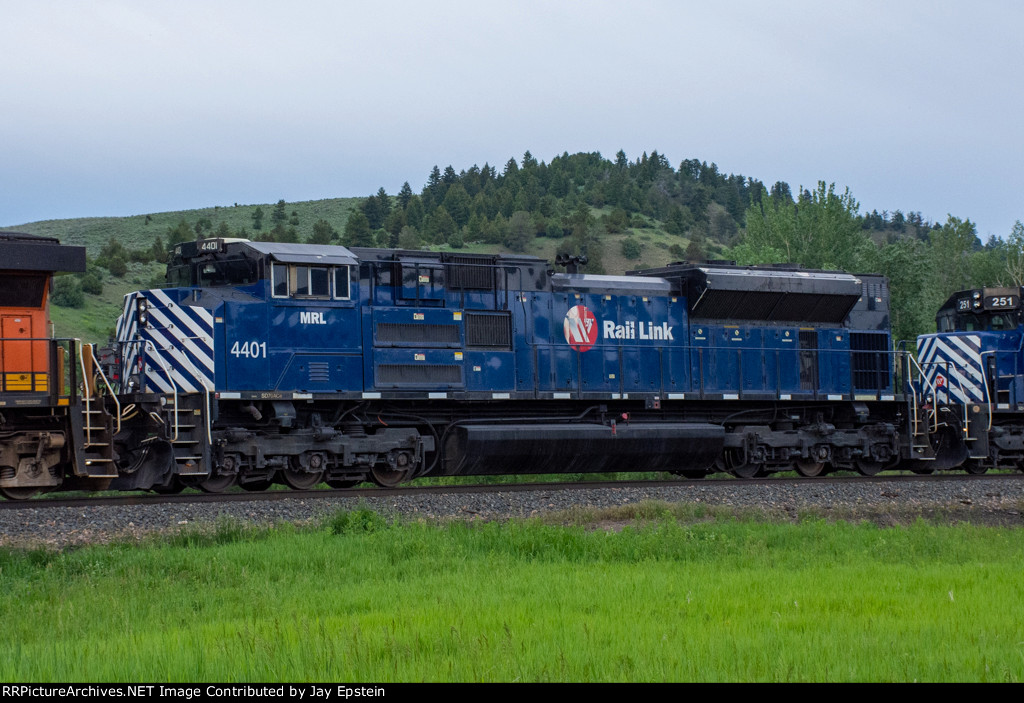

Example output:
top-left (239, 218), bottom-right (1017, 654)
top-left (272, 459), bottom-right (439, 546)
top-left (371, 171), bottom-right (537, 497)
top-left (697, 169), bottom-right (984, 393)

top-left (0, 235), bottom-right (1015, 498)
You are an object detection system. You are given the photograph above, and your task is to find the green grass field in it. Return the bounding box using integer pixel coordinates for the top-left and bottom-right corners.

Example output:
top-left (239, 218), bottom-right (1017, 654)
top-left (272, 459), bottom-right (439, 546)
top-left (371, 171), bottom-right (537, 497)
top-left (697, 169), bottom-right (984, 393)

top-left (2, 504), bottom-right (1022, 682)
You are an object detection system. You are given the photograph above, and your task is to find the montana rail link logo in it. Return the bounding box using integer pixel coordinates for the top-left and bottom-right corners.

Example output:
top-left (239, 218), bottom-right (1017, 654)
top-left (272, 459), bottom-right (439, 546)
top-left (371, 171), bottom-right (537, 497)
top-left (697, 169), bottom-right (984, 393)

top-left (563, 305), bottom-right (675, 352)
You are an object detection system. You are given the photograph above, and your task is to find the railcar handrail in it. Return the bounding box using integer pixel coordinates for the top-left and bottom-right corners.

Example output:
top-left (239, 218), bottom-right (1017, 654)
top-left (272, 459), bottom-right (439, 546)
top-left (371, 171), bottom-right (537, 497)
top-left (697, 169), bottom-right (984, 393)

top-left (976, 351), bottom-right (996, 432)
top-left (117, 338), bottom-right (182, 442)
top-left (162, 340), bottom-right (213, 446)
top-left (78, 342), bottom-right (122, 436)
top-left (904, 351), bottom-right (939, 433)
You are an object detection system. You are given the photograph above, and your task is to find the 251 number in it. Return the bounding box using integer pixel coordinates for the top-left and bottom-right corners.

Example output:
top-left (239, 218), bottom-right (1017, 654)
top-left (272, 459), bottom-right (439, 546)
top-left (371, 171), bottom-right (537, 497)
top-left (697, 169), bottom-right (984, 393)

top-left (230, 341), bottom-right (266, 359)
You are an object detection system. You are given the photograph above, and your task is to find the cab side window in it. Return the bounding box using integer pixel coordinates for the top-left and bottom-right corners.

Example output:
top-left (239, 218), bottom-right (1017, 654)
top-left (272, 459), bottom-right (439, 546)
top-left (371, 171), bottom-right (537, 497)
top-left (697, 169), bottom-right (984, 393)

top-left (270, 263), bottom-right (351, 300)
top-left (271, 263), bottom-right (288, 298)
top-left (334, 266), bottom-right (351, 300)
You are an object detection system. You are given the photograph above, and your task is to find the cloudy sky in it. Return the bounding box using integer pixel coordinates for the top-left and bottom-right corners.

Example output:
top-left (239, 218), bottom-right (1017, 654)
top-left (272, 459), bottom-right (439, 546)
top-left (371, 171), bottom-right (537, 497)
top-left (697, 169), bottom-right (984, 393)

top-left (2, 1), bottom-right (1021, 239)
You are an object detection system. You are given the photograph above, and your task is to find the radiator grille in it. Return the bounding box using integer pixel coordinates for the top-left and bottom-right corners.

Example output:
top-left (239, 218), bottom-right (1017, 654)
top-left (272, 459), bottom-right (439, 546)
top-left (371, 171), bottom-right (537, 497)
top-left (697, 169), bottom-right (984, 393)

top-left (851, 332), bottom-right (890, 390)
top-left (443, 254), bottom-right (496, 290)
top-left (465, 312), bottom-right (511, 349)
top-left (376, 323), bottom-right (461, 344)
top-left (376, 364), bottom-right (462, 385)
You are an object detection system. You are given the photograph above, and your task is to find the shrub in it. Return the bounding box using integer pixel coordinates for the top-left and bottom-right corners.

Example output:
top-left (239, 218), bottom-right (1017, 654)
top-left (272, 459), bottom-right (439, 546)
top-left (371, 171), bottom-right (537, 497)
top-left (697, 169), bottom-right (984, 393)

top-left (107, 255), bottom-right (128, 277)
top-left (51, 276), bottom-right (84, 308)
top-left (79, 272), bottom-right (103, 295)
top-left (621, 237), bottom-right (642, 260)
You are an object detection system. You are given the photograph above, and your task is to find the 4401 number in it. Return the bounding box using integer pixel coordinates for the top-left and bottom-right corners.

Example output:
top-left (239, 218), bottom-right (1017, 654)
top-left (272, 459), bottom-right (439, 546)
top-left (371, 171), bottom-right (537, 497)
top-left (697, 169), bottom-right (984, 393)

top-left (230, 341), bottom-right (266, 358)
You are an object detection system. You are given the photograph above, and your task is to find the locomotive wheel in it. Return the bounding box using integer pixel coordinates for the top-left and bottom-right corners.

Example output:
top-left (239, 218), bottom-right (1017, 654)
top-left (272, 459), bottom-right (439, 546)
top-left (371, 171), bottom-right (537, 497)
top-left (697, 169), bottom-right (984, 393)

top-left (282, 469), bottom-right (324, 490)
top-left (371, 464), bottom-right (411, 488)
top-left (910, 467), bottom-right (935, 475)
top-left (326, 479), bottom-right (362, 489)
top-left (855, 460), bottom-right (884, 476)
top-left (197, 472), bottom-right (238, 493)
top-left (963, 461), bottom-right (988, 475)
top-left (795, 460), bottom-right (825, 478)
top-left (722, 449), bottom-right (763, 479)
top-left (0, 487), bottom-right (41, 501)
top-left (729, 462), bottom-right (763, 479)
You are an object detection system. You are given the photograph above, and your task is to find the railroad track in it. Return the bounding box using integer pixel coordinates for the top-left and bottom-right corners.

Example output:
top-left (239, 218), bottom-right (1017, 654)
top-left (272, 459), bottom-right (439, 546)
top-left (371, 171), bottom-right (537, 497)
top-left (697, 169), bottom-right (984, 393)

top-left (3, 472), bottom-right (1022, 511)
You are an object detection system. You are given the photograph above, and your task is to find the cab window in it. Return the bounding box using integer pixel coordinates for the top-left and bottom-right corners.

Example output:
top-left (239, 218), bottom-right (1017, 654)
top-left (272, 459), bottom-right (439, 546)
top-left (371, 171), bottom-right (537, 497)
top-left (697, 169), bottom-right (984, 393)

top-left (309, 267), bottom-right (330, 297)
top-left (271, 263), bottom-right (288, 298)
top-left (271, 263), bottom-right (350, 300)
top-left (334, 266), bottom-right (351, 300)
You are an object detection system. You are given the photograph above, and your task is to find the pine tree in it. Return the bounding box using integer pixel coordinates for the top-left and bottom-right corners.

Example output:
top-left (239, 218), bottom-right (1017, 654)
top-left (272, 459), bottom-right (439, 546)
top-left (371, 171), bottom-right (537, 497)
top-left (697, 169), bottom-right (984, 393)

top-left (272, 199), bottom-right (287, 225)
top-left (398, 182), bottom-right (414, 209)
top-left (343, 212), bottom-right (375, 247)
top-left (442, 183), bottom-right (472, 227)
top-left (309, 219), bottom-right (337, 245)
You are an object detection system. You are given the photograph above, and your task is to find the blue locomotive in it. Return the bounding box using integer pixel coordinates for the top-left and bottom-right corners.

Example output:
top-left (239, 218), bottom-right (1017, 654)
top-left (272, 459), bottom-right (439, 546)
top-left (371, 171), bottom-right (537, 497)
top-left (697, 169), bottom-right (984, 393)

top-left (917, 286), bottom-right (1024, 473)
top-left (103, 238), bottom-right (918, 492)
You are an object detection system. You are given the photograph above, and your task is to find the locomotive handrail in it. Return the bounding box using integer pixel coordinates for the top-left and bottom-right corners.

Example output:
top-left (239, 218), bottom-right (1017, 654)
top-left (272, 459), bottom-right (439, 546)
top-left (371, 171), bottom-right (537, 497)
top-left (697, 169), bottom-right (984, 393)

top-left (976, 350), bottom-right (996, 432)
top-left (904, 351), bottom-right (939, 433)
top-left (141, 339), bottom-right (184, 442)
top-left (88, 343), bottom-right (121, 437)
top-left (77, 342), bottom-right (122, 437)
top-left (164, 340), bottom-right (213, 445)
top-left (941, 358), bottom-right (977, 436)
top-left (118, 338), bottom-right (182, 442)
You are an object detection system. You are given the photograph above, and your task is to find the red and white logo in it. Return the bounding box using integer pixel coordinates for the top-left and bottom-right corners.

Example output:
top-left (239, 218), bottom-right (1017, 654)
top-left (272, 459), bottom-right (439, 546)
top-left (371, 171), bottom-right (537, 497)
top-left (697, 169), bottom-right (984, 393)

top-left (563, 305), bottom-right (598, 352)
top-left (935, 374), bottom-right (946, 387)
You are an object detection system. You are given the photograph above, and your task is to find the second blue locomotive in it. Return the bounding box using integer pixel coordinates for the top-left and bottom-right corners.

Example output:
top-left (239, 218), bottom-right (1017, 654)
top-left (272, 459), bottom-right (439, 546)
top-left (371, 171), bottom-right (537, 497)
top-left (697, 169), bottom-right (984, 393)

top-left (105, 238), bottom-right (919, 492)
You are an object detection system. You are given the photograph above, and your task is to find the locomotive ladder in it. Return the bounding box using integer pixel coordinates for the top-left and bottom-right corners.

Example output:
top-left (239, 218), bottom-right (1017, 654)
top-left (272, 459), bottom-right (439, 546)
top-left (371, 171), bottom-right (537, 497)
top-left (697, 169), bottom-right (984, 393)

top-left (134, 338), bottom-right (212, 477)
top-left (75, 343), bottom-right (120, 478)
top-left (164, 393), bottom-right (210, 477)
top-left (903, 351), bottom-right (938, 459)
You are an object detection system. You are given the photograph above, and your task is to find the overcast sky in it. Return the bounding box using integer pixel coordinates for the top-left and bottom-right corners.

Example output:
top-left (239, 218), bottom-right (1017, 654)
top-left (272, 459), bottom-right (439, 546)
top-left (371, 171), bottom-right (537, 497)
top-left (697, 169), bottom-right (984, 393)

top-left (2, 1), bottom-right (1021, 240)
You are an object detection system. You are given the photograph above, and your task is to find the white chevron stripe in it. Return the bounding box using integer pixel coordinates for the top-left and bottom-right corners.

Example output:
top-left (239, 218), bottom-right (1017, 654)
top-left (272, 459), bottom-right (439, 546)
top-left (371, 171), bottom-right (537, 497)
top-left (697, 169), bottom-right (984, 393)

top-left (932, 338), bottom-right (984, 385)
top-left (146, 305), bottom-right (215, 375)
top-left (916, 332), bottom-right (988, 404)
top-left (146, 341), bottom-right (206, 392)
top-left (149, 290), bottom-right (215, 345)
top-left (140, 324), bottom-right (207, 392)
top-left (113, 289), bottom-right (216, 394)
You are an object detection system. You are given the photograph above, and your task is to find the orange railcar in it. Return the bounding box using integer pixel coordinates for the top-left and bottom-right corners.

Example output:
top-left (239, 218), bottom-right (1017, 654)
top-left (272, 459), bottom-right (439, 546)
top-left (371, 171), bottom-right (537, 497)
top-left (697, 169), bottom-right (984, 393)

top-left (0, 232), bottom-right (94, 498)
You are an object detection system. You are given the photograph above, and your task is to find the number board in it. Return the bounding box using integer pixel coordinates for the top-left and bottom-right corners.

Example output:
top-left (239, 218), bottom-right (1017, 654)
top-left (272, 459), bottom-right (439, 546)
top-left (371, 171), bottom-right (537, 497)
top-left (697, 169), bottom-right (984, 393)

top-left (198, 238), bottom-right (224, 253)
top-left (984, 294), bottom-right (1020, 311)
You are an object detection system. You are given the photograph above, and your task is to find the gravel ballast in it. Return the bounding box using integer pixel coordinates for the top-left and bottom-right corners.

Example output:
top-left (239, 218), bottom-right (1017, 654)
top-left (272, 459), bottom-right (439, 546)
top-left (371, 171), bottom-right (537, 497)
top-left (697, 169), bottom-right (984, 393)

top-left (2, 476), bottom-right (1023, 549)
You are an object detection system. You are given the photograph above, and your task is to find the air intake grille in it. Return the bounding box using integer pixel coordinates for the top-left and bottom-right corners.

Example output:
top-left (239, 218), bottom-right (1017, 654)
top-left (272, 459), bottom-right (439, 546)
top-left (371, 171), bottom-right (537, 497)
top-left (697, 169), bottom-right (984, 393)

top-left (465, 312), bottom-right (512, 349)
top-left (851, 333), bottom-right (890, 390)
top-left (444, 254), bottom-right (496, 290)
top-left (376, 364), bottom-right (462, 386)
top-left (376, 323), bottom-right (460, 344)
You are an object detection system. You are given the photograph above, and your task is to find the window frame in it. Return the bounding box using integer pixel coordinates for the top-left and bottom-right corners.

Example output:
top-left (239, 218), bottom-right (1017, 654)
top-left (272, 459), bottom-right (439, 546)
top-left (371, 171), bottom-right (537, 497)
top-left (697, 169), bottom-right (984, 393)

top-left (333, 266), bottom-right (351, 300)
top-left (271, 262), bottom-right (351, 300)
top-left (271, 263), bottom-right (289, 299)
